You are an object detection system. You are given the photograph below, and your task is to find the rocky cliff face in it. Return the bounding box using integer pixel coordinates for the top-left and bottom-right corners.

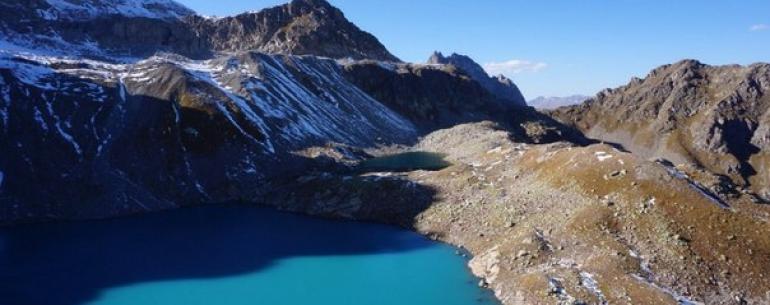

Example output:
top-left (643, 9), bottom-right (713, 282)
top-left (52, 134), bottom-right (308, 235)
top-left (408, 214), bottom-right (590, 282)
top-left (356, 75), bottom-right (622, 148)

top-left (342, 61), bottom-right (582, 144)
top-left (342, 61), bottom-right (503, 130)
top-left (551, 60), bottom-right (770, 199)
top-left (427, 52), bottom-right (527, 107)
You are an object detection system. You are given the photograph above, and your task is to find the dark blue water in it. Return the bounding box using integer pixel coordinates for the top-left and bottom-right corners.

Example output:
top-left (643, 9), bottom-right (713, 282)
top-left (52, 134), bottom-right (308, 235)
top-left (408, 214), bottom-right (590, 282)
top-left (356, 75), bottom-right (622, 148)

top-left (0, 206), bottom-right (499, 305)
top-left (359, 152), bottom-right (452, 172)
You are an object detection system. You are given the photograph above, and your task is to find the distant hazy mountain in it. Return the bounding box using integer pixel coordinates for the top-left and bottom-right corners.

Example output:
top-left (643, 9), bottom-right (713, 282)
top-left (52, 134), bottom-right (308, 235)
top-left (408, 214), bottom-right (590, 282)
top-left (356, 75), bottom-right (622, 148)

top-left (528, 95), bottom-right (590, 109)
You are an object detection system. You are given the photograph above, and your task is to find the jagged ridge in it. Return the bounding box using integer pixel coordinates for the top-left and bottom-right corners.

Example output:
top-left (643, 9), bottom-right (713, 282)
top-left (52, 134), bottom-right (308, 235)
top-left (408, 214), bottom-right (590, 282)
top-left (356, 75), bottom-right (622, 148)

top-left (427, 51), bottom-right (526, 107)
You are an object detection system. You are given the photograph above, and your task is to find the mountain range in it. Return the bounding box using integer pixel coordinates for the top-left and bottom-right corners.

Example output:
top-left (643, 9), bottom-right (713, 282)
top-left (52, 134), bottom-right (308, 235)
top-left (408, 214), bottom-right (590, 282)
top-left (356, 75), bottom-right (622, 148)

top-left (528, 95), bottom-right (590, 109)
top-left (1, 1), bottom-right (770, 304)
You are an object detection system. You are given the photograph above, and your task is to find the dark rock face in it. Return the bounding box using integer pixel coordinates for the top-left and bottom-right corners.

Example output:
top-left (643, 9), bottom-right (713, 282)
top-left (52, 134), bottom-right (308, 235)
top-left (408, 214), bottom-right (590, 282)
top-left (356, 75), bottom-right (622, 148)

top-left (427, 52), bottom-right (527, 107)
top-left (551, 59), bottom-right (770, 198)
top-left (342, 62), bottom-right (501, 130)
top-left (342, 61), bottom-right (586, 144)
top-left (187, 0), bottom-right (400, 62)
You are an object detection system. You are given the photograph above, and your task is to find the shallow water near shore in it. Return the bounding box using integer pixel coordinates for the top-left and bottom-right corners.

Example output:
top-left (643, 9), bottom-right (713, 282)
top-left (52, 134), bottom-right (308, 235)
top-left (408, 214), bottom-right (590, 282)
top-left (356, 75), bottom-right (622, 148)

top-left (0, 206), bottom-right (499, 305)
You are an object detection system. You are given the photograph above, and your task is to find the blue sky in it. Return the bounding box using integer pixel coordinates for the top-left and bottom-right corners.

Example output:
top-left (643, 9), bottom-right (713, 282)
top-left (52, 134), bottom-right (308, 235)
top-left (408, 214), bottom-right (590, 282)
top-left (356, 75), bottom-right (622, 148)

top-left (177, 0), bottom-right (770, 99)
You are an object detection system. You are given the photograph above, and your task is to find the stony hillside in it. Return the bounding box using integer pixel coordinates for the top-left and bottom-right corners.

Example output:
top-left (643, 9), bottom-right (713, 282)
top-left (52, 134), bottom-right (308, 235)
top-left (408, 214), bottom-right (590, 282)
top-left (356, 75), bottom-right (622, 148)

top-left (551, 60), bottom-right (770, 201)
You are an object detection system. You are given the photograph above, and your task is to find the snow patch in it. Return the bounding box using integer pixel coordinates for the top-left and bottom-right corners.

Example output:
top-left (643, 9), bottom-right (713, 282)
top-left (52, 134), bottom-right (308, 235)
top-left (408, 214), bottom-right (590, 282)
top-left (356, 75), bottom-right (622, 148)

top-left (579, 272), bottom-right (607, 305)
top-left (0, 57), bottom-right (56, 90)
top-left (594, 151), bottom-right (613, 162)
top-left (548, 277), bottom-right (577, 304)
top-left (46, 101), bottom-right (82, 156)
top-left (656, 160), bottom-right (730, 209)
top-left (629, 250), bottom-right (703, 305)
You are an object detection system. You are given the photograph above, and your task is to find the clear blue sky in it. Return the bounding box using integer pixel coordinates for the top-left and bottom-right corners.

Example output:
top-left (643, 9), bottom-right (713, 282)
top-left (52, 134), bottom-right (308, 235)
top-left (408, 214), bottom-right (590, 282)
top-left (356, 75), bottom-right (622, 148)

top-left (177, 0), bottom-right (770, 99)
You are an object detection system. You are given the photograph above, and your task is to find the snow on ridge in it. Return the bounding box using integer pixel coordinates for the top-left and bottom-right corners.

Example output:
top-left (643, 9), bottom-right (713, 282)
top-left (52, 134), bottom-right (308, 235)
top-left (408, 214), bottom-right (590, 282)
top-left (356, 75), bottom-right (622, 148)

top-left (137, 53), bottom-right (416, 148)
top-left (0, 30), bottom-right (143, 64)
top-left (43, 0), bottom-right (195, 21)
top-left (0, 56), bottom-right (56, 90)
top-left (2, 51), bottom-right (417, 157)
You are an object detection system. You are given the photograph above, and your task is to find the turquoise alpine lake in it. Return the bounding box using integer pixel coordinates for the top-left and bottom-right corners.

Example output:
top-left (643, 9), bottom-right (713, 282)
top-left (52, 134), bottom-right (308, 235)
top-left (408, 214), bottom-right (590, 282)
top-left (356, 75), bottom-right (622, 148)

top-left (0, 206), bottom-right (500, 305)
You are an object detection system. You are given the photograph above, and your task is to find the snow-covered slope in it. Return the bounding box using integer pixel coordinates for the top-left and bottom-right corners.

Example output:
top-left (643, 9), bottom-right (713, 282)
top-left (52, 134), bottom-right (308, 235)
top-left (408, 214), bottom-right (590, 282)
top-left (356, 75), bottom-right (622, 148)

top-left (41, 0), bottom-right (195, 20)
top-left (0, 51), bottom-right (415, 222)
top-left (0, 0), bottom-right (207, 60)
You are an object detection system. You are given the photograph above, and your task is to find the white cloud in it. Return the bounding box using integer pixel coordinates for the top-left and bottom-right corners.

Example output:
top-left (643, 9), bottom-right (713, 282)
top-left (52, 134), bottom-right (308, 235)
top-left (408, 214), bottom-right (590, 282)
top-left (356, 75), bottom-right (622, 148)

top-left (750, 24), bottom-right (769, 31)
top-left (483, 59), bottom-right (548, 76)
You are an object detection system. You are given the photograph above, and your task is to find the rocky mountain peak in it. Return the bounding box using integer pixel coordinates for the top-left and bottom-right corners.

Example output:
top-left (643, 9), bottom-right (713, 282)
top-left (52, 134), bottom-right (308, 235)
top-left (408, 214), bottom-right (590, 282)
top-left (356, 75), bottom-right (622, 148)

top-left (551, 60), bottom-right (770, 197)
top-left (427, 51), bottom-right (527, 107)
top-left (643, 59), bottom-right (710, 82)
top-left (288, 0), bottom-right (334, 10)
top-left (192, 0), bottom-right (400, 61)
top-left (494, 74), bottom-right (514, 86)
